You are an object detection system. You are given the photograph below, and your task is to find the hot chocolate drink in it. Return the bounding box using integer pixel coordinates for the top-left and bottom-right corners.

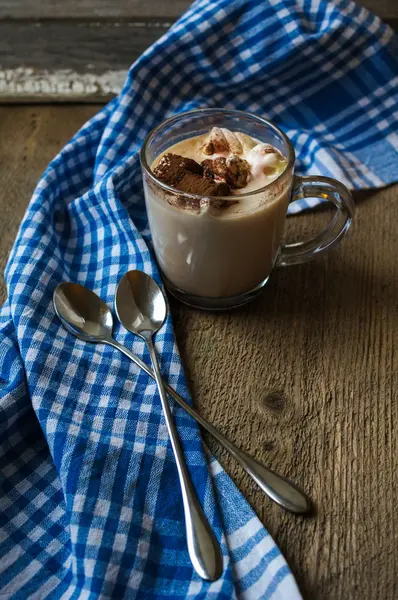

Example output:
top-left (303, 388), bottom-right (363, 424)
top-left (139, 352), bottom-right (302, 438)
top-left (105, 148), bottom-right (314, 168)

top-left (145, 127), bottom-right (290, 299)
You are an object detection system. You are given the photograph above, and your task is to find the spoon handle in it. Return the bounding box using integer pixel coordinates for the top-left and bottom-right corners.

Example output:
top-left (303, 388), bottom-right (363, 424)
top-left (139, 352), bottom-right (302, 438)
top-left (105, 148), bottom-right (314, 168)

top-left (108, 338), bottom-right (311, 515)
top-left (142, 335), bottom-right (222, 581)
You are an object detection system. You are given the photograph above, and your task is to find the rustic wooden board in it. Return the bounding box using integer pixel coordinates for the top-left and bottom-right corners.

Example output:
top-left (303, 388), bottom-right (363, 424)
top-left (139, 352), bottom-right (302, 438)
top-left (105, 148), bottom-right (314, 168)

top-left (0, 0), bottom-right (191, 19)
top-left (0, 20), bottom-right (169, 102)
top-left (0, 105), bottom-right (397, 599)
top-left (0, 22), bottom-right (167, 72)
top-left (0, 0), bottom-right (396, 102)
top-left (0, 0), bottom-right (395, 20)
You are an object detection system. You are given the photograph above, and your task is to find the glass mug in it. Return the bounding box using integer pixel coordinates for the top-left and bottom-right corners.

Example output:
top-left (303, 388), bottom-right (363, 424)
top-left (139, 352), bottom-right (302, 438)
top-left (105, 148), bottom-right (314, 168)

top-left (140, 108), bottom-right (354, 310)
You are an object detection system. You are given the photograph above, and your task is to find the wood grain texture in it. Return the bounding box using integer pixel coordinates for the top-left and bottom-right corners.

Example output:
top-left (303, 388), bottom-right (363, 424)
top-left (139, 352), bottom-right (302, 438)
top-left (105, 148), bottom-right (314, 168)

top-left (0, 105), bottom-right (98, 293)
top-left (172, 193), bottom-right (398, 599)
top-left (0, 20), bottom-right (169, 102)
top-left (0, 105), bottom-right (397, 599)
top-left (0, 0), bottom-right (191, 20)
top-left (0, 0), bottom-right (396, 21)
top-left (0, 21), bottom-right (167, 72)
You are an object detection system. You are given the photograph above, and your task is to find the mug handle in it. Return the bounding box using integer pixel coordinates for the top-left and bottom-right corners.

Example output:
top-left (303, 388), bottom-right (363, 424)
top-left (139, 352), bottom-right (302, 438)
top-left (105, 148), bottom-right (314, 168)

top-left (277, 175), bottom-right (355, 267)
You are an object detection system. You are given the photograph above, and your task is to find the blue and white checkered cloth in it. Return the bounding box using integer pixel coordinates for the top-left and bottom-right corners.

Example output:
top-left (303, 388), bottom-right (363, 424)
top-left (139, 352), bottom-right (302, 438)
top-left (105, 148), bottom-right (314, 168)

top-left (1, 0), bottom-right (397, 598)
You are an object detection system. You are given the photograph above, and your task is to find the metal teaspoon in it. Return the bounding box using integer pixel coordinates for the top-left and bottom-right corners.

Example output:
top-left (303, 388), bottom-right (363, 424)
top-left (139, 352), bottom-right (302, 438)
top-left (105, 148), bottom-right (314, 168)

top-left (53, 281), bottom-right (312, 516)
top-left (114, 270), bottom-right (222, 581)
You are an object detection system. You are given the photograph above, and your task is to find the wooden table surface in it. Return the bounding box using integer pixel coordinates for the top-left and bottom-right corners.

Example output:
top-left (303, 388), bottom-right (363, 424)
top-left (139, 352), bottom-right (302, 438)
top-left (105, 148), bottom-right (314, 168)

top-left (1, 102), bottom-right (397, 600)
top-left (0, 2), bottom-right (397, 600)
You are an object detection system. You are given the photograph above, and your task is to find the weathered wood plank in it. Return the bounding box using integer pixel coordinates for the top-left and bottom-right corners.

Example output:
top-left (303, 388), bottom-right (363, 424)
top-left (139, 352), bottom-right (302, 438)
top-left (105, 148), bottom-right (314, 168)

top-left (0, 105), bottom-right (397, 599)
top-left (172, 186), bottom-right (398, 599)
top-left (0, 0), bottom-right (191, 20)
top-left (0, 106), bottom-right (99, 293)
top-left (0, 68), bottom-right (125, 103)
top-left (0, 21), bottom-right (167, 102)
top-left (0, 0), bottom-right (396, 21)
top-left (0, 22), bottom-right (167, 72)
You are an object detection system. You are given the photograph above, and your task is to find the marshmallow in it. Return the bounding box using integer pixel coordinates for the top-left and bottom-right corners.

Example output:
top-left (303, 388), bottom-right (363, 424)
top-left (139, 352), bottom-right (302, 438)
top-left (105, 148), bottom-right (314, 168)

top-left (246, 143), bottom-right (283, 178)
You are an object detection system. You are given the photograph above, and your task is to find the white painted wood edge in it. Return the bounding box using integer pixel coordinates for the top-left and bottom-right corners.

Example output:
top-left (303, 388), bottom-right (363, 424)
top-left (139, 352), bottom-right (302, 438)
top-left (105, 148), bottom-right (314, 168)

top-left (0, 67), bottom-right (127, 102)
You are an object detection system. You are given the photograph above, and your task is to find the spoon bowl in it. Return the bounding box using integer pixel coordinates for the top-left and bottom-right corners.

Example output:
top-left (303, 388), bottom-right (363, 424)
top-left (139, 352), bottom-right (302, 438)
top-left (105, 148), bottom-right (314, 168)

top-left (53, 282), bottom-right (113, 341)
top-left (115, 270), bottom-right (223, 580)
top-left (54, 280), bottom-right (312, 518)
top-left (115, 271), bottom-right (166, 338)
